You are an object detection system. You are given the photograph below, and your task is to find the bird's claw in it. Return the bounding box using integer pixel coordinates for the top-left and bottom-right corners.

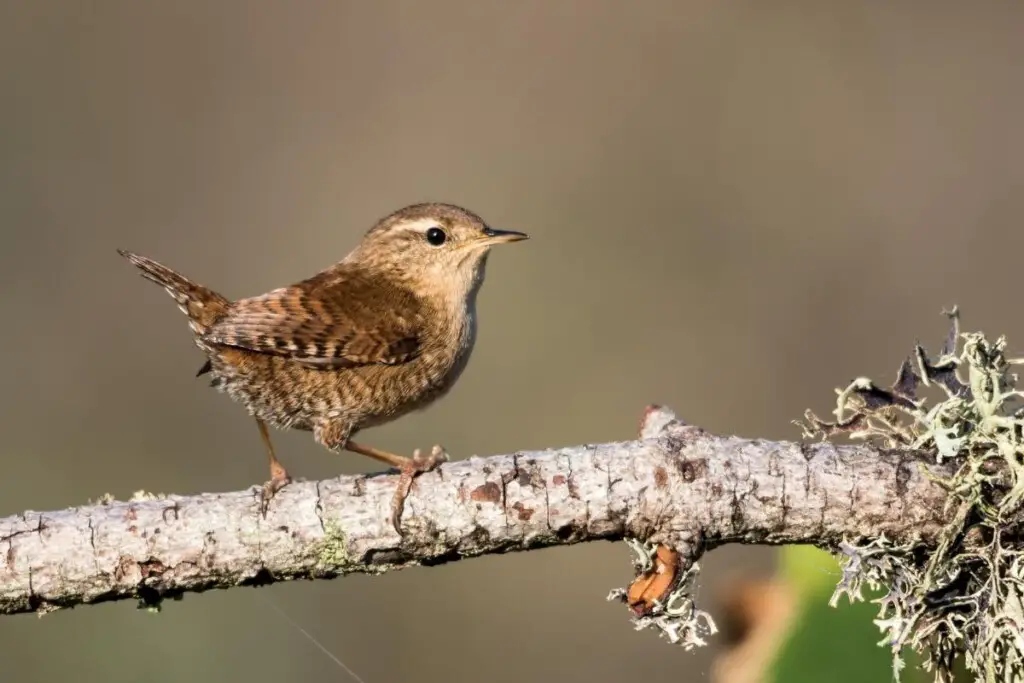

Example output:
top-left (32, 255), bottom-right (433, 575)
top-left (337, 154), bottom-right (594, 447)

top-left (391, 445), bottom-right (449, 534)
top-left (259, 472), bottom-right (292, 518)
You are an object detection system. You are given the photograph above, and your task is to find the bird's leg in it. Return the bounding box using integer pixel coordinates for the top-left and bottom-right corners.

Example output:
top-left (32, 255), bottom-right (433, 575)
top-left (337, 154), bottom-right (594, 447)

top-left (257, 417), bottom-right (291, 516)
top-left (344, 440), bottom-right (449, 533)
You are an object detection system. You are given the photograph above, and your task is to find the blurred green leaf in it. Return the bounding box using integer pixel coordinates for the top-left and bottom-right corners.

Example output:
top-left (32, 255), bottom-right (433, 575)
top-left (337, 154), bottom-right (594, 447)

top-left (768, 546), bottom-right (925, 683)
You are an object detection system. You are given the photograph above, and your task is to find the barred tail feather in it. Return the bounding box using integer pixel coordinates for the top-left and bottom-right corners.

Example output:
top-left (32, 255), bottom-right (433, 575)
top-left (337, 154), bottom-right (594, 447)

top-left (116, 249), bottom-right (230, 334)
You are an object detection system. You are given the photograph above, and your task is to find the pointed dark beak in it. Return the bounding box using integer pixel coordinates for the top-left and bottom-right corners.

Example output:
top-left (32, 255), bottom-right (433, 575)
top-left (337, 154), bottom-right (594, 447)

top-left (480, 227), bottom-right (529, 245)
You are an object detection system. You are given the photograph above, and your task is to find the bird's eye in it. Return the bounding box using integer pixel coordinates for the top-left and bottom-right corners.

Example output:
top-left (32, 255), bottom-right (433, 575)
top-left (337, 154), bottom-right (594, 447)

top-left (426, 227), bottom-right (447, 246)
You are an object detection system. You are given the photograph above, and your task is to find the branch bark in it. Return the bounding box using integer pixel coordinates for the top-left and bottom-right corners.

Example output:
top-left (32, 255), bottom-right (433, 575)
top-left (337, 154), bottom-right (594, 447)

top-left (0, 406), bottom-right (956, 616)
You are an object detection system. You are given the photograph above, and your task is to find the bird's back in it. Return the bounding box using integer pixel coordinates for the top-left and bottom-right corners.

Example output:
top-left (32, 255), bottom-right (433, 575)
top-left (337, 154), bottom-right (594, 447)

top-left (201, 263), bottom-right (472, 434)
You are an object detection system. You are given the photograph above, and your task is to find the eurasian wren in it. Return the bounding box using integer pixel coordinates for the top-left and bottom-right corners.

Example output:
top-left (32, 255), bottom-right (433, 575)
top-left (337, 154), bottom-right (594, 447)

top-left (117, 202), bottom-right (528, 532)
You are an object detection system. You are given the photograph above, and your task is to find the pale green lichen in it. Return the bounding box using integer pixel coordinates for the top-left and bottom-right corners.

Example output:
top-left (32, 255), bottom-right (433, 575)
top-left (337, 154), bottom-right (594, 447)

top-left (801, 308), bottom-right (1024, 683)
top-left (87, 490), bottom-right (168, 506)
top-left (607, 538), bottom-right (718, 650)
top-left (128, 490), bottom-right (167, 502)
top-left (313, 520), bottom-right (348, 572)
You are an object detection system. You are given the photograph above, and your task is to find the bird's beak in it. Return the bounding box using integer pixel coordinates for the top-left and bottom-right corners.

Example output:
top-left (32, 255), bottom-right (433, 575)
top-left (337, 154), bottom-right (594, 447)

top-left (476, 227), bottom-right (529, 247)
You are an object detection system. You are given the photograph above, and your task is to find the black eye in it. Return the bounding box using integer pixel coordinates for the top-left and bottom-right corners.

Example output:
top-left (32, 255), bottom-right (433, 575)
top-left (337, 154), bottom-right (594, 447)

top-left (426, 227), bottom-right (447, 246)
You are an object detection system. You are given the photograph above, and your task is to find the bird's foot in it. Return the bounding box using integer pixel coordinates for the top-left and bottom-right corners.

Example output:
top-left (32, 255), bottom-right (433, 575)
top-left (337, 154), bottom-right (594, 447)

top-left (259, 468), bottom-right (292, 518)
top-left (391, 445), bottom-right (449, 534)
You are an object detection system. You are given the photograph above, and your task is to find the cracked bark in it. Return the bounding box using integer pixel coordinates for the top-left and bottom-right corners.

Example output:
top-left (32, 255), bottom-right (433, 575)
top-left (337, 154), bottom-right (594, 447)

top-left (0, 406), bottom-right (960, 616)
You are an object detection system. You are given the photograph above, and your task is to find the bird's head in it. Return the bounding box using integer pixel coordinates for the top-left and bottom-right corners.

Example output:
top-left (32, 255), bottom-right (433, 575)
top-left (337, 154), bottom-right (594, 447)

top-left (351, 202), bottom-right (528, 298)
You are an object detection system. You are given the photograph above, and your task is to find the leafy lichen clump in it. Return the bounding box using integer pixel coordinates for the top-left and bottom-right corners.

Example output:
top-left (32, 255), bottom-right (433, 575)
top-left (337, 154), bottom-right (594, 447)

top-left (801, 308), bottom-right (1024, 683)
top-left (607, 538), bottom-right (718, 650)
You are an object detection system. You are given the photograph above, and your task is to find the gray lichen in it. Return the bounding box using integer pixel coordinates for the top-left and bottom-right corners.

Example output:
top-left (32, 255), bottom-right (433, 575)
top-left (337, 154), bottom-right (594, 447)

top-left (607, 538), bottom-right (718, 650)
top-left (802, 308), bottom-right (1024, 683)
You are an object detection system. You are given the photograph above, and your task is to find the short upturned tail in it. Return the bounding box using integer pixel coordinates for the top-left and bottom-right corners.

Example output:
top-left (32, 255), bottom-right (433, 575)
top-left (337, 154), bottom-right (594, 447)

top-left (117, 249), bottom-right (230, 336)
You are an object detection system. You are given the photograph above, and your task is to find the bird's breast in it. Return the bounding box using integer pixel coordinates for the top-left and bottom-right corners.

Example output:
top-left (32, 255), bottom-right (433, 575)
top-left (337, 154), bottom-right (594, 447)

top-left (337, 312), bottom-right (476, 431)
top-left (419, 305), bottom-right (478, 393)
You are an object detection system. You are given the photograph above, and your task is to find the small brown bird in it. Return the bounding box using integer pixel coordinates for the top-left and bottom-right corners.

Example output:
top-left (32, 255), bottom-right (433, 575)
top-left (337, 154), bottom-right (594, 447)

top-left (117, 202), bottom-right (527, 532)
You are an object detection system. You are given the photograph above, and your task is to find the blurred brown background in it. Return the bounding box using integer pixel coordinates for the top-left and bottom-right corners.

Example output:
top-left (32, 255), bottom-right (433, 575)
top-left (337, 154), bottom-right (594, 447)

top-left (2, 2), bottom-right (1023, 682)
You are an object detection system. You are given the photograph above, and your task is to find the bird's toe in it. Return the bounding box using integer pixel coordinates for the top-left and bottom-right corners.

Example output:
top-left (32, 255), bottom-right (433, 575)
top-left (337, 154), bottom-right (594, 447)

top-left (411, 444), bottom-right (449, 471)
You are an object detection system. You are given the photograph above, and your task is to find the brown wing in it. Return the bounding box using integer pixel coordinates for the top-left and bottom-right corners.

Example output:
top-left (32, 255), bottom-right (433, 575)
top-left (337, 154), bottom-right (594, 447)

top-left (202, 270), bottom-right (422, 369)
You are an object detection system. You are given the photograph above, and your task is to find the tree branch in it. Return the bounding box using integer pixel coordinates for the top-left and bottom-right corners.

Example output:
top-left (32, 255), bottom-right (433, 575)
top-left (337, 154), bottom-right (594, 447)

top-left (0, 406), bottom-right (957, 617)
